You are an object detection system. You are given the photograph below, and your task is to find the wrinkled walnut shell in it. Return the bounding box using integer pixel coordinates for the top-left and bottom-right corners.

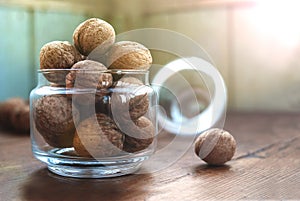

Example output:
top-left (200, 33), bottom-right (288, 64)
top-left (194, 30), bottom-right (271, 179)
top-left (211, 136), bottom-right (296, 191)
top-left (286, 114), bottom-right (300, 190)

top-left (66, 60), bottom-right (112, 89)
top-left (66, 60), bottom-right (113, 106)
top-left (33, 95), bottom-right (79, 148)
top-left (10, 103), bottom-right (30, 132)
top-left (194, 128), bottom-right (236, 165)
top-left (107, 41), bottom-right (152, 70)
top-left (73, 113), bottom-right (124, 158)
top-left (111, 76), bottom-right (149, 122)
top-left (123, 116), bottom-right (155, 153)
top-left (73, 18), bottom-right (115, 56)
top-left (39, 41), bottom-right (82, 84)
top-left (0, 98), bottom-right (28, 131)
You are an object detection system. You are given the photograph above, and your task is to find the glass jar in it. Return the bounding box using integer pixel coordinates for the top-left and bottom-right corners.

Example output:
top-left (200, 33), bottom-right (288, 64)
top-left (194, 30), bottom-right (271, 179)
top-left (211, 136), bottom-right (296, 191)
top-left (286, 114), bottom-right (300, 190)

top-left (30, 69), bottom-right (157, 178)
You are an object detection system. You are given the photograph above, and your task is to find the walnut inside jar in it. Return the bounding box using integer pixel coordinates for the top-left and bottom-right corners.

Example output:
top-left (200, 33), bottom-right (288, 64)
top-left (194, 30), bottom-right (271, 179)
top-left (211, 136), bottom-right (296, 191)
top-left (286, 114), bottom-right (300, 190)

top-left (106, 41), bottom-right (152, 70)
top-left (65, 60), bottom-right (113, 106)
top-left (39, 41), bottom-right (82, 84)
top-left (123, 116), bottom-right (155, 153)
top-left (111, 76), bottom-right (149, 122)
top-left (73, 113), bottom-right (124, 158)
top-left (73, 18), bottom-right (115, 56)
top-left (33, 94), bottom-right (79, 148)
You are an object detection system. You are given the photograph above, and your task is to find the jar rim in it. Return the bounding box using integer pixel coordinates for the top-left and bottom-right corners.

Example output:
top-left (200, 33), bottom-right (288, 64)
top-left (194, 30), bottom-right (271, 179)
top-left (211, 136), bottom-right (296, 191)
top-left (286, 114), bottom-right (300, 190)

top-left (38, 69), bottom-right (149, 74)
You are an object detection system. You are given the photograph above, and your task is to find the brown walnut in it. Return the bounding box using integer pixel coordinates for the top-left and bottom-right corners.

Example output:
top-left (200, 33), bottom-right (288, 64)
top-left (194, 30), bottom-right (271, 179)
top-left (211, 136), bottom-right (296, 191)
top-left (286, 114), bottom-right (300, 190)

top-left (111, 76), bottom-right (149, 122)
top-left (0, 98), bottom-right (29, 132)
top-left (73, 113), bottom-right (124, 158)
top-left (194, 128), bottom-right (236, 165)
top-left (33, 95), bottom-right (79, 148)
top-left (39, 41), bottom-right (82, 84)
top-left (10, 103), bottom-right (30, 132)
top-left (73, 18), bottom-right (115, 56)
top-left (66, 60), bottom-right (112, 90)
top-left (66, 60), bottom-right (113, 107)
top-left (106, 41), bottom-right (152, 70)
top-left (123, 116), bottom-right (155, 153)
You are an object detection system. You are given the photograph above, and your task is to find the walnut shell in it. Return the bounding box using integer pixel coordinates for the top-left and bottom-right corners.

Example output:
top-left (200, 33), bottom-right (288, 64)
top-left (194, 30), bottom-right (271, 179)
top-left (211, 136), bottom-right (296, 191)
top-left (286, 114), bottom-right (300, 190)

top-left (123, 116), bottom-right (155, 153)
top-left (66, 60), bottom-right (113, 106)
top-left (39, 41), bottom-right (82, 84)
top-left (107, 41), bottom-right (152, 70)
top-left (0, 98), bottom-right (27, 130)
top-left (194, 128), bottom-right (236, 165)
top-left (73, 18), bottom-right (115, 56)
top-left (111, 77), bottom-right (149, 122)
top-left (33, 95), bottom-right (79, 148)
top-left (66, 60), bottom-right (112, 89)
top-left (73, 113), bottom-right (123, 158)
top-left (10, 103), bottom-right (30, 132)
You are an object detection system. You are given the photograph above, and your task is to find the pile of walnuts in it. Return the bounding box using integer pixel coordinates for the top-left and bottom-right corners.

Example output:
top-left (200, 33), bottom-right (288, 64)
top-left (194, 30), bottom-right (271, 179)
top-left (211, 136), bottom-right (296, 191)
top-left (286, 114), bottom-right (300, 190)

top-left (33, 18), bottom-right (154, 158)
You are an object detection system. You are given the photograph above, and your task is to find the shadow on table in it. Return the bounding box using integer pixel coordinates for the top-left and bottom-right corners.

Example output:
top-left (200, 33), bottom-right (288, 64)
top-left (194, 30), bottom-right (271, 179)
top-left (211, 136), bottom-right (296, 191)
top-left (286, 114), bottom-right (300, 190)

top-left (21, 168), bottom-right (152, 201)
top-left (193, 164), bottom-right (232, 176)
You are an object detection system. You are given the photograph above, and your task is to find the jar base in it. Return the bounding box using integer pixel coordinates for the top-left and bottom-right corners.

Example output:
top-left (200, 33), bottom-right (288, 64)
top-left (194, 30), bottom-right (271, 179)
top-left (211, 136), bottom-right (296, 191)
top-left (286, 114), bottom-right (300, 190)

top-left (47, 163), bottom-right (141, 178)
top-left (34, 147), bottom-right (151, 178)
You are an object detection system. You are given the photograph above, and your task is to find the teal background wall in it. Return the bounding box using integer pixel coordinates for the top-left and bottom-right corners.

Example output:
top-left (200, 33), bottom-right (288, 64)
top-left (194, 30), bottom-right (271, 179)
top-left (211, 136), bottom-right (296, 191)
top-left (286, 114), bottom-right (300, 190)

top-left (0, 6), bottom-right (87, 101)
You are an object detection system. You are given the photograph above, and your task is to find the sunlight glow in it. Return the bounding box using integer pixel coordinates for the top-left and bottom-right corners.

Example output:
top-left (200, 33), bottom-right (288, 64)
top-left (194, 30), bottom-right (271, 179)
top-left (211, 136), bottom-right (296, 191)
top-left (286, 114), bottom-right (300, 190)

top-left (251, 0), bottom-right (300, 48)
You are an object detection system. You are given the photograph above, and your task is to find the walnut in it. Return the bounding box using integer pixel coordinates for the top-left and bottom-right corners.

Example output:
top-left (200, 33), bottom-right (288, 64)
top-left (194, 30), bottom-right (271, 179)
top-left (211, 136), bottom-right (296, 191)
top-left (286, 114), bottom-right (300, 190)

top-left (123, 116), bottom-right (155, 153)
top-left (73, 18), bottom-right (115, 56)
top-left (39, 41), bottom-right (82, 84)
top-left (111, 76), bottom-right (149, 122)
top-left (33, 95), bottom-right (79, 148)
top-left (0, 98), bottom-right (29, 132)
top-left (106, 41), bottom-right (152, 70)
top-left (73, 113), bottom-right (124, 158)
top-left (65, 60), bottom-right (113, 106)
top-left (66, 60), bottom-right (112, 89)
top-left (194, 128), bottom-right (236, 165)
top-left (10, 103), bottom-right (30, 132)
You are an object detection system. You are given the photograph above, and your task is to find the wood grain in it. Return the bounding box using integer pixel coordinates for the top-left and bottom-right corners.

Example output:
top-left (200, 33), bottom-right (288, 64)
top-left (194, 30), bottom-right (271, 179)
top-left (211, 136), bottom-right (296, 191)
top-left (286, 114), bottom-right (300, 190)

top-left (0, 112), bottom-right (299, 201)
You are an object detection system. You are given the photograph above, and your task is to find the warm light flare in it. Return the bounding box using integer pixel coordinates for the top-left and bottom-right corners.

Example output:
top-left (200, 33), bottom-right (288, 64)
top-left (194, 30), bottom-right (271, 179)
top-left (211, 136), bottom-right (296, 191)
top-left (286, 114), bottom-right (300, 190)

top-left (251, 0), bottom-right (300, 48)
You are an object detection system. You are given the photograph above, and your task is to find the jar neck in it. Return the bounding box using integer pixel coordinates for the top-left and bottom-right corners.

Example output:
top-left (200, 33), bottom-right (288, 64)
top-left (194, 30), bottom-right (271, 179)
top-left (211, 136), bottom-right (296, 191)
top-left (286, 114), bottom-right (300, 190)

top-left (37, 69), bottom-right (150, 87)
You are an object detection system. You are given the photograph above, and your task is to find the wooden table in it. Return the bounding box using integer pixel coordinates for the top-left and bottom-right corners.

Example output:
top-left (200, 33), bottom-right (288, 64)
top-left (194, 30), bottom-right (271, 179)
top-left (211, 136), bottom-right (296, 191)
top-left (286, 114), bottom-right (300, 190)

top-left (1, 112), bottom-right (300, 200)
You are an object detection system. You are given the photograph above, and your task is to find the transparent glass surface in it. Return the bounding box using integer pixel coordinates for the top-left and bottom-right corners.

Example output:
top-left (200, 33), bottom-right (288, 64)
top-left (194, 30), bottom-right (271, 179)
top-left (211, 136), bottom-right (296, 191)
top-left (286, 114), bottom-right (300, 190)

top-left (30, 69), bottom-right (157, 178)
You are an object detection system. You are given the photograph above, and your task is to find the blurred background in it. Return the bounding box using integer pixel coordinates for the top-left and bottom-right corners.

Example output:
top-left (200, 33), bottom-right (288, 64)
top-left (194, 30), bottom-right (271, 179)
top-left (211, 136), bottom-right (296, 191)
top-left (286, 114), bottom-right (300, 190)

top-left (1, 0), bottom-right (300, 112)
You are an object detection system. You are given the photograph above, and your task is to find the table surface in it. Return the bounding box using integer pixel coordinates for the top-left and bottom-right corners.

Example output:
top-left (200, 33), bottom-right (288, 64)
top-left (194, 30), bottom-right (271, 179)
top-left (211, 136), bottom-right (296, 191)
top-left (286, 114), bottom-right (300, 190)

top-left (1, 112), bottom-right (300, 201)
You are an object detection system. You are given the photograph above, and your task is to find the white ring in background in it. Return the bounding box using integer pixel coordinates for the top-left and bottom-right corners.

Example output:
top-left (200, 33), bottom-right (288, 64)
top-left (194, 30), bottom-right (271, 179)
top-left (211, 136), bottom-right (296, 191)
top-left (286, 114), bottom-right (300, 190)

top-left (152, 57), bottom-right (227, 135)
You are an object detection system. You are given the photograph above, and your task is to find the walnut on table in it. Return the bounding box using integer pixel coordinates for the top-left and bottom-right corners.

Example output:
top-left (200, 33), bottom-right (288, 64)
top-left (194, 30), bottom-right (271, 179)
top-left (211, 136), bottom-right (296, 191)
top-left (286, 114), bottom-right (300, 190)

top-left (0, 98), bottom-right (30, 133)
top-left (194, 128), bottom-right (236, 165)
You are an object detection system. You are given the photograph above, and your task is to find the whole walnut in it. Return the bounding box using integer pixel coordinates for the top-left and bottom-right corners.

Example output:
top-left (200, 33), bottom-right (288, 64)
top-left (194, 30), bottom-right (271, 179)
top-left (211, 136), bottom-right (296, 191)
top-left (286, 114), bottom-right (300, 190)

top-left (123, 116), bottom-right (155, 153)
top-left (39, 41), bottom-right (82, 84)
top-left (0, 98), bottom-right (29, 132)
top-left (194, 128), bottom-right (236, 165)
top-left (66, 60), bottom-right (113, 106)
top-left (73, 113), bottom-right (124, 158)
top-left (66, 60), bottom-right (112, 89)
top-left (73, 18), bottom-right (115, 56)
top-left (33, 95), bottom-right (79, 148)
top-left (106, 41), bottom-right (152, 70)
top-left (111, 76), bottom-right (149, 123)
top-left (10, 103), bottom-right (30, 132)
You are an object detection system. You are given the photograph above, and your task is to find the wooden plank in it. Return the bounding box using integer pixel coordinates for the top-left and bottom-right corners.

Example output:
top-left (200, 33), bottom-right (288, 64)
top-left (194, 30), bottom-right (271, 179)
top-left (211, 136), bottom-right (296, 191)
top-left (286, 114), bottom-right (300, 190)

top-left (0, 112), bottom-right (299, 200)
